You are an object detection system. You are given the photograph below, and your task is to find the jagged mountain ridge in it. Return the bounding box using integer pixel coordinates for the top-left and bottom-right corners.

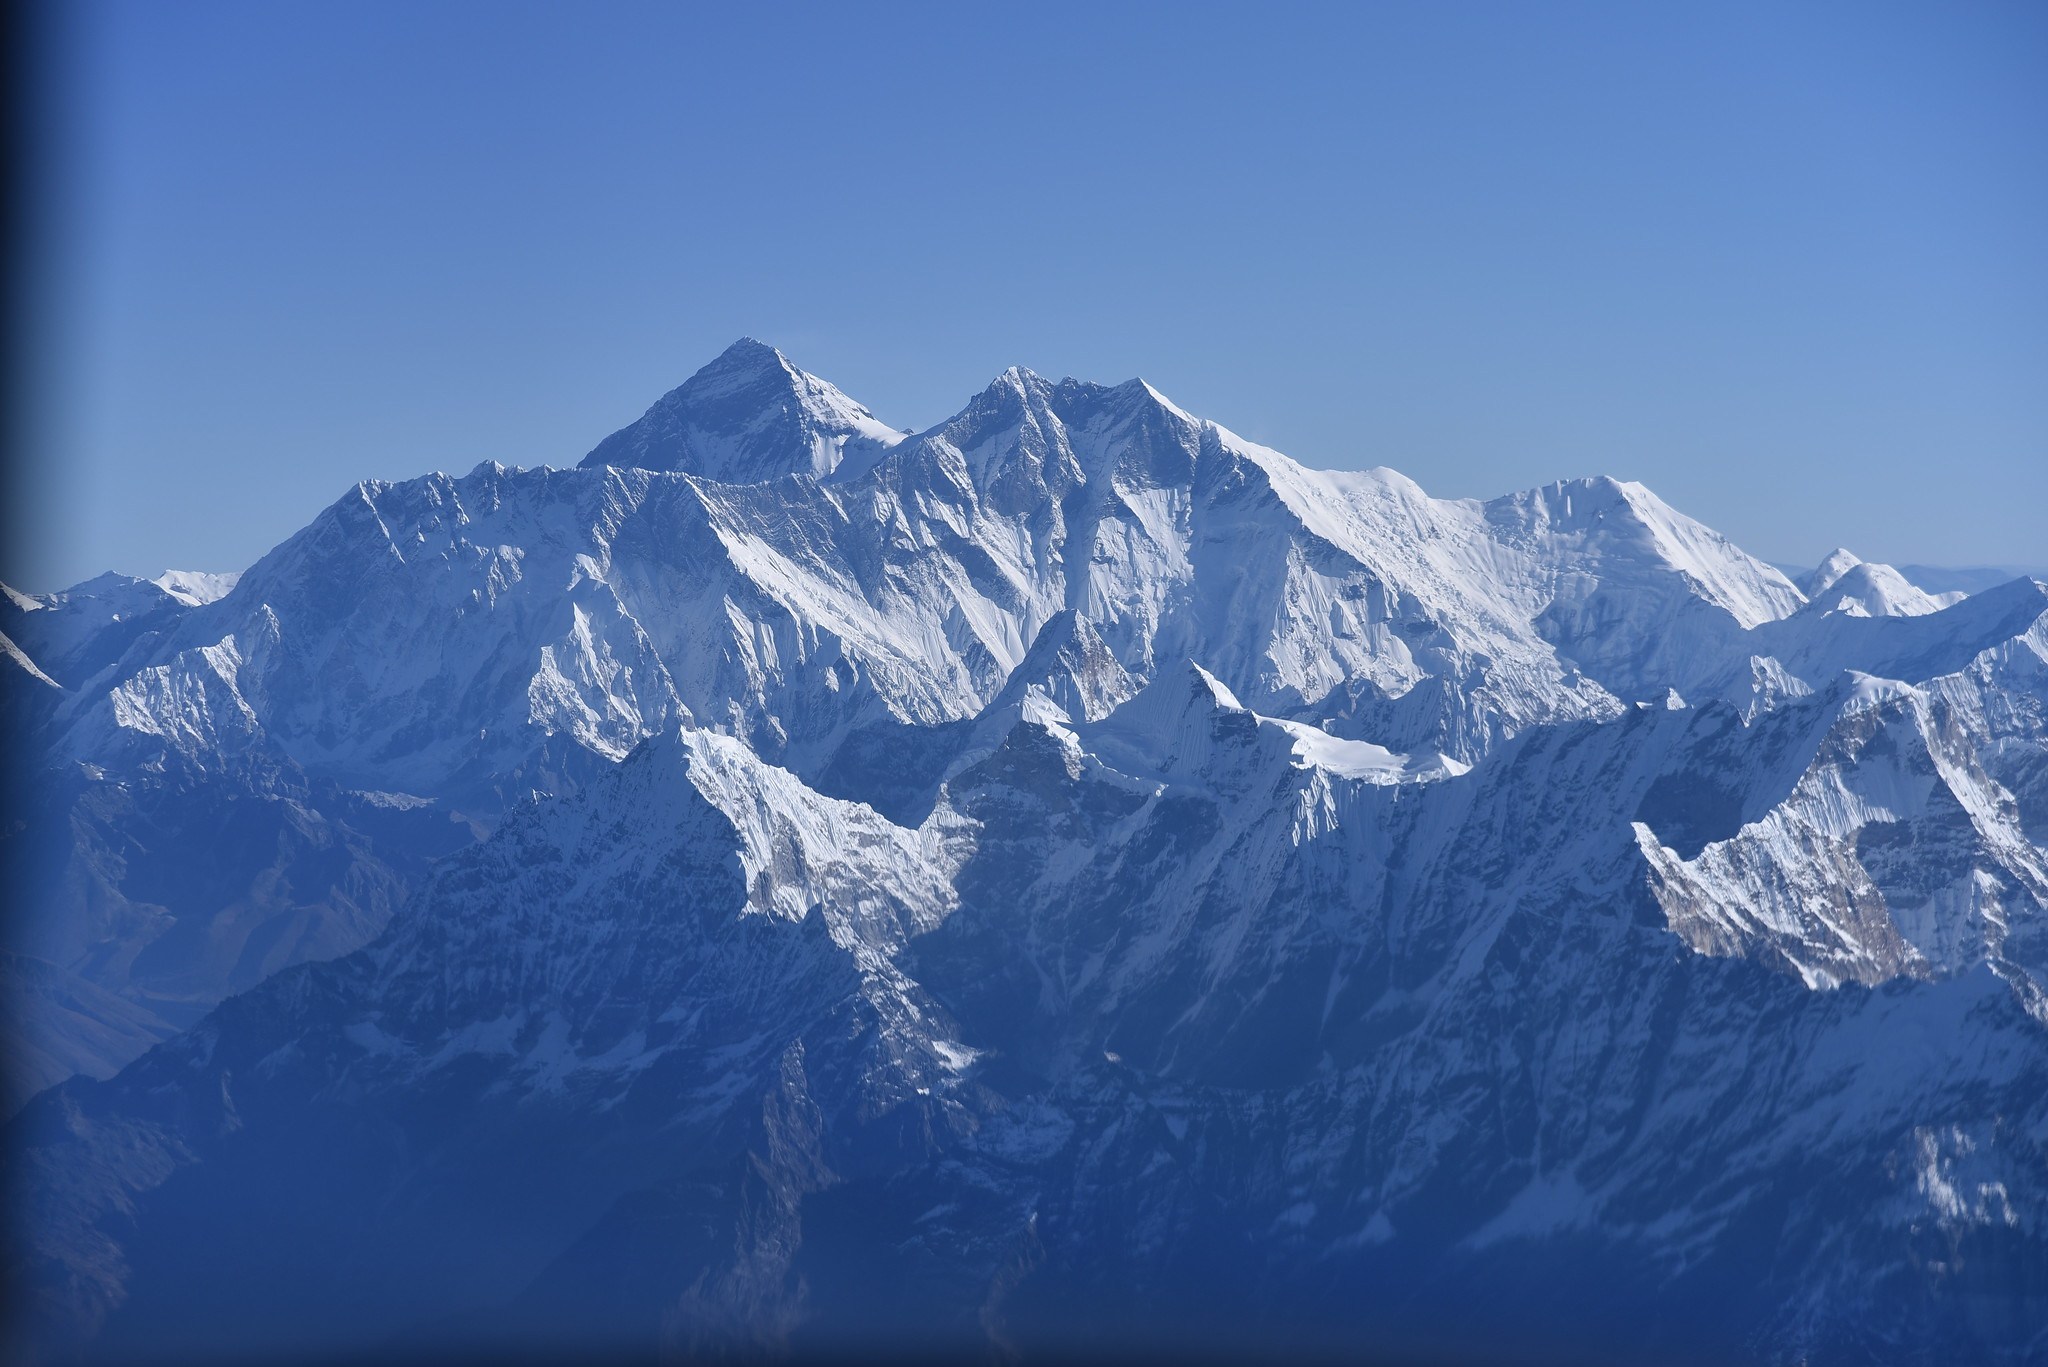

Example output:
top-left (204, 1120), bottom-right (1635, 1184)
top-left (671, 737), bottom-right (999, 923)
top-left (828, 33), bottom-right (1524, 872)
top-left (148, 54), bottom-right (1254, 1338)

top-left (43, 356), bottom-right (1814, 805)
top-left (6, 341), bottom-right (2048, 1364)
top-left (7, 346), bottom-right (1831, 1096)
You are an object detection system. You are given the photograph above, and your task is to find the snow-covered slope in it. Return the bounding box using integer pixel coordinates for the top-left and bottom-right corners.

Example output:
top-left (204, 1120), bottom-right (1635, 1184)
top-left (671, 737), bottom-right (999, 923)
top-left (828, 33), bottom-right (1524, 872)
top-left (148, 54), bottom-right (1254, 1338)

top-left (578, 337), bottom-right (904, 481)
top-left (9, 340), bottom-right (2048, 1365)
top-left (151, 569), bottom-right (240, 607)
top-left (1800, 547), bottom-right (1958, 617)
top-left (0, 572), bottom-right (194, 690)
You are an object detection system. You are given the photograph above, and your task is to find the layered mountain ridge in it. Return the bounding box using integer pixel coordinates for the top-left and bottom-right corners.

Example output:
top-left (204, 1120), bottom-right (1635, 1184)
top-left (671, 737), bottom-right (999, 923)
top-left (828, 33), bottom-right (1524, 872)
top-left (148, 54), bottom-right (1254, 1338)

top-left (6, 342), bottom-right (2046, 1365)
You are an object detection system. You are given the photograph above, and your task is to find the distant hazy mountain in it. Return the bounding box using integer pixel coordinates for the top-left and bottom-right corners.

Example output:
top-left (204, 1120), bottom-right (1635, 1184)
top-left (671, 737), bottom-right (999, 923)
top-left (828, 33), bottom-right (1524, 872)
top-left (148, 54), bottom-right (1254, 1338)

top-left (1898, 562), bottom-right (2048, 598)
top-left (8, 343), bottom-right (2046, 1365)
top-left (1776, 554), bottom-right (2046, 604)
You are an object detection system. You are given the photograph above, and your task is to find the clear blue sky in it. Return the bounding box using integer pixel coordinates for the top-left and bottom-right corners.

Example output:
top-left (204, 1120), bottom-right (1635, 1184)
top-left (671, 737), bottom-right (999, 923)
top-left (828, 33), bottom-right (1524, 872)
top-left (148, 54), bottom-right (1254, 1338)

top-left (12, 0), bottom-right (2046, 591)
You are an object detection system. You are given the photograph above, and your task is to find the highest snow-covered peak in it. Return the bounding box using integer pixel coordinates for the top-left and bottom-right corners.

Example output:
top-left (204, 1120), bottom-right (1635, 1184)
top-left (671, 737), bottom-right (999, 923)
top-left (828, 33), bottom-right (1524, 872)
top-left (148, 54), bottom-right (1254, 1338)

top-left (704, 334), bottom-right (784, 371)
top-left (579, 338), bottom-right (903, 482)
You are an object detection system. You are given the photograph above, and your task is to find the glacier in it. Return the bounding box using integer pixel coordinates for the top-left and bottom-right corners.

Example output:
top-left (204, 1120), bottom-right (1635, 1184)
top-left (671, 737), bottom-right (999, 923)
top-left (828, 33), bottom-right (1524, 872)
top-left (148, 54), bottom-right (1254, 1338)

top-left (4, 338), bottom-right (2046, 1364)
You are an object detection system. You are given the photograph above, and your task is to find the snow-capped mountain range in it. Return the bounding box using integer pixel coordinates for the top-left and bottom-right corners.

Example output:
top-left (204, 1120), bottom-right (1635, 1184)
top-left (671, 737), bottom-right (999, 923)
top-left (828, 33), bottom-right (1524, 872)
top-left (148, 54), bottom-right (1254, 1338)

top-left (5, 340), bottom-right (2046, 1364)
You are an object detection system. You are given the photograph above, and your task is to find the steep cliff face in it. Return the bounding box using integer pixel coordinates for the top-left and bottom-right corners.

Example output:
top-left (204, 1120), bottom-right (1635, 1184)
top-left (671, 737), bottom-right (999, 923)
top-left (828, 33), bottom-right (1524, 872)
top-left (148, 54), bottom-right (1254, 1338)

top-left (7, 342), bottom-right (2046, 1365)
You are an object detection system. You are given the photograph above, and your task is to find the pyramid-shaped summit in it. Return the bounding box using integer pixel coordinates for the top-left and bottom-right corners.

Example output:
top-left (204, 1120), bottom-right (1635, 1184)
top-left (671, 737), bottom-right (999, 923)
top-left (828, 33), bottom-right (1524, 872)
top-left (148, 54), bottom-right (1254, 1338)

top-left (579, 337), bottom-right (904, 481)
